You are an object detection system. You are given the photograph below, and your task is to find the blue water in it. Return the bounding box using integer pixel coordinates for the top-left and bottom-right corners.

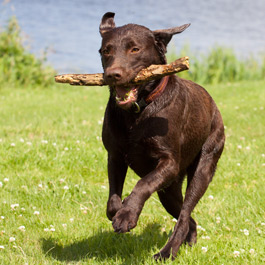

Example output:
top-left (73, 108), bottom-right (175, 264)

top-left (1, 0), bottom-right (264, 73)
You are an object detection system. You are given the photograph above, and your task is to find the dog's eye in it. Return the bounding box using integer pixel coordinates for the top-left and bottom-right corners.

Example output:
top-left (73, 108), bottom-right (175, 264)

top-left (131, 47), bottom-right (140, 53)
top-left (102, 49), bottom-right (110, 55)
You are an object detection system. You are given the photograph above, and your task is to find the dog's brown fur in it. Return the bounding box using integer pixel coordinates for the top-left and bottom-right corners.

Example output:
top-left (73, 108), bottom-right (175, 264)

top-left (99, 12), bottom-right (225, 260)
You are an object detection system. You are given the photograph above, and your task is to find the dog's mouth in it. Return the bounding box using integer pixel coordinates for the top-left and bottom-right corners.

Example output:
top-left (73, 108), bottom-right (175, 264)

top-left (114, 85), bottom-right (138, 110)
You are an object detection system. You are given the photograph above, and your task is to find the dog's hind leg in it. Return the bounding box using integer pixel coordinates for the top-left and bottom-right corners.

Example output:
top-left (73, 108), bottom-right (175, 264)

top-left (157, 176), bottom-right (197, 246)
top-left (157, 180), bottom-right (183, 219)
top-left (154, 112), bottom-right (225, 260)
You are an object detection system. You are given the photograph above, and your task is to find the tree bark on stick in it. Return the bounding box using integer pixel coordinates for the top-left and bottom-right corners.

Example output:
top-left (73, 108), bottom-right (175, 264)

top-left (54, 56), bottom-right (189, 86)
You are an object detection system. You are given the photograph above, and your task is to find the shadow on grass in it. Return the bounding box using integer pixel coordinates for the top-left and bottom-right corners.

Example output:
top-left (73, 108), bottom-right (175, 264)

top-left (41, 223), bottom-right (167, 263)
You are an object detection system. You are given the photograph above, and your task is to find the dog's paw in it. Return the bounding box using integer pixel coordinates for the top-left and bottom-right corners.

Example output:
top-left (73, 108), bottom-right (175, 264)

top-left (112, 207), bottom-right (138, 233)
top-left (107, 194), bottom-right (122, 221)
top-left (153, 249), bottom-right (173, 261)
top-left (153, 240), bottom-right (179, 261)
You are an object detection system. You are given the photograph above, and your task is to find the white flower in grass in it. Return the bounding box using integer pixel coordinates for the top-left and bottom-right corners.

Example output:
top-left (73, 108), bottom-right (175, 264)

top-left (237, 163), bottom-right (241, 166)
top-left (262, 154), bottom-right (265, 158)
top-left (0, 182), bottom-right (2, 188)
top-left (41, 140), bottom-right (48, 144)
top-left (64, 147), bottom-right (69, 151)
top-left (261, 222), bottom-right (265, 226)
top-left (34, 211), bottom-right (40, 215)
top-left (59, 178), bottom-right (65, 184)
top-left (18, 226), bottom-right (25, 232)
top-left (249, 248), bottom-right (255, 254)
top-left (201, 246), bottom-right (208, 253)
top-left (82, 191), bottom-right (86, 195)
top-left (9, 237), bottom-right (16, 242)
top-left (172, 218), bottom-right (178, 223)
top-left (69, 218), bottom-right (74, 222)
top-left (52, 142), bottom-right (57, 146)
top-left (208, 195), bottom-right (214, 200)
top-left (0, 216), bottom-right (4, 220)
top-left (0, 245), bottom-right (4, 249)
top-left (233, 250), bottom-right (240, 257)
top-left (62, 223), bottom-right (67, 228)
top-left (11, 204), bottom-right (19, 210)
top-left (20, 138), bottom-right (25, 143)
top-left (44, 228), bottom-right (49, 232)
top-left (0, 139), bottom-right (2, 142)
top-left (243, 229), bottom-right (249, 236)
top-left (50, 227), bottom-right (55, 232)
top-left (216, 217), bottom-right (221, 224)
top-left (197, 225), bottom-right (206, 231)
top-left (237, 145), bottom-right (242, 149)
top-left (26, 142), bottom-right (32, 146)
top-left (10, 143), bottom-right (16, 147)
top-left (3, 178), bottom-right (9, 183)
top-left (38, 183), bottom-right (43, 189)
top-left (63, 185), bottom-right (69, 190)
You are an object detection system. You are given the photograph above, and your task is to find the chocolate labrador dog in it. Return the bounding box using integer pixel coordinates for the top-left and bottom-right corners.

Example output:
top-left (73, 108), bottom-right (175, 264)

top-left (99, 12), bottom-right (225, 260)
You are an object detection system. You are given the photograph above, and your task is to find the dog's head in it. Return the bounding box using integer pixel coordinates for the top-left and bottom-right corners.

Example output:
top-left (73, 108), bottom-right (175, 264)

top-left (99, 12), bottom-right (190, 110)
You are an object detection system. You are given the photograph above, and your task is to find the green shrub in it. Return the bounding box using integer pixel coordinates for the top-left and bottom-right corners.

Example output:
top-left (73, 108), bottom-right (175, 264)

top-left (0, 16), bottom-right (56, 88)
top-left (168, 45), bottom-right (265, 85)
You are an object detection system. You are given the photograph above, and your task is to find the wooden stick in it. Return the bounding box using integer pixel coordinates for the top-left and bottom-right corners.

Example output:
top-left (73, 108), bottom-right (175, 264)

top-left (54, 56), bottom-right (189, 86)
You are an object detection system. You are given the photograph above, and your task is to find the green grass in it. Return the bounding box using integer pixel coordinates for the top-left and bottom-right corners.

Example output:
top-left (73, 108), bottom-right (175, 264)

top-left (0, 80), bottom-right (264, 264)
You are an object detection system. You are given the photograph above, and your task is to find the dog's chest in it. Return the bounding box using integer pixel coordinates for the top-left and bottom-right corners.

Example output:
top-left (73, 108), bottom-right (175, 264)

top-left (122, 118), bottom-right (166, 176)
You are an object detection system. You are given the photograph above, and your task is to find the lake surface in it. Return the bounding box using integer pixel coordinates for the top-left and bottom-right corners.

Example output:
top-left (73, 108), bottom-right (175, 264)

top-left (1, 0), bottom-right (264, 73)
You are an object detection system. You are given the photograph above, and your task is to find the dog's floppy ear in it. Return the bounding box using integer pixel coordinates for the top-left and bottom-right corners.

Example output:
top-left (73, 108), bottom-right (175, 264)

top-left (100, 12), bottom-right (116, 36)
top-left (153, 23), bottom-right (190, 52)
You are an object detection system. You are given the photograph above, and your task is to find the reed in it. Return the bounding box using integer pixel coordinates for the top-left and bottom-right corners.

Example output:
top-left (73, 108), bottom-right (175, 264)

top-left (168, 44), bottom-right (265, 85)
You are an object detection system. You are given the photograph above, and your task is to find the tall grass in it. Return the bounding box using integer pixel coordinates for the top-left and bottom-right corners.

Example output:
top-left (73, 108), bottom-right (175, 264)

top-left (0, 16), bottom-right (56, 88)
top-left (168, 45), bottom-right (265, 85)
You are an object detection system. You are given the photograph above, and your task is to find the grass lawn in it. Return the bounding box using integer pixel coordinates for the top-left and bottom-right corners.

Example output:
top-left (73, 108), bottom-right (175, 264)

top-left (0, 80), bottom-right (264, 264)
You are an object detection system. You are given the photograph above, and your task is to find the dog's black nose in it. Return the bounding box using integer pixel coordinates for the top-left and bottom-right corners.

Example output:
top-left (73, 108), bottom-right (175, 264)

top-left (105, 68), bottom-right (123, 82)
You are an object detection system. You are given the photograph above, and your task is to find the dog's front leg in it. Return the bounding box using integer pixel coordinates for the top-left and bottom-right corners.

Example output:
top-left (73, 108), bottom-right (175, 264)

top-left (112, 155), bottom-right (179, 233)
top-left (106, 153), bottom-right (128, 221)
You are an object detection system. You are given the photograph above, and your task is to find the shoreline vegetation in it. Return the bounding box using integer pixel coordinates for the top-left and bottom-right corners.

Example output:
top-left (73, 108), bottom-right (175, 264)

top-left (0, 17), bottom-right (56, 88)
top-left (0, 17), bottom-right (264, 89)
